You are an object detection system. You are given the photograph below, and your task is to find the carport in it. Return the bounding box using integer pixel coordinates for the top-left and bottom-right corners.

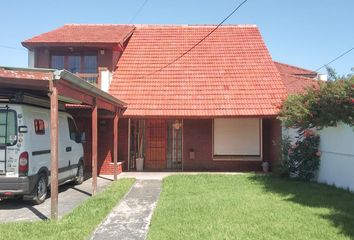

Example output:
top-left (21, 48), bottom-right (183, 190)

top-left (0, 66), bottom-right (126, 219)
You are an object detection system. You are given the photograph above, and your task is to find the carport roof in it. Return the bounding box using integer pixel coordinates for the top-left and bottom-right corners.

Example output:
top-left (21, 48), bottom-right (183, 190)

top-left (0, 66), bottom-right (126, 112)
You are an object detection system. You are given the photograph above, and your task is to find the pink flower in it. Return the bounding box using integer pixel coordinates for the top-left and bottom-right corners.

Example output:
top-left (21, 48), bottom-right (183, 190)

top-left (291, 143), bottom-right (299, 149)
top-left (304, 129), bottom-right (315, 137)
top-left (316, 151), bottom-right (321, 157)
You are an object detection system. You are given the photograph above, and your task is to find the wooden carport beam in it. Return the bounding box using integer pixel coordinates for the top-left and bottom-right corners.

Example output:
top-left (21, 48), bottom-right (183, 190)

top-left (92, 98), bottom-right (98, 195)
top-left (113, 109), bottom-right (119, 180)
top-left (49, 81), bottom-right (59, 220)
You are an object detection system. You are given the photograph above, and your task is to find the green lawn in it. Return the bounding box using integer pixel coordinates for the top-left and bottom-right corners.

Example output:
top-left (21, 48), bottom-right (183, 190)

top-left (0, 178), bottom-right (135, 240)
top-left (147, 174), bottom-right (354, 240)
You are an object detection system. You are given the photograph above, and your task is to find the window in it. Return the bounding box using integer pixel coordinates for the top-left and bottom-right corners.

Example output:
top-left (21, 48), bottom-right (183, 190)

top-left (68, 55), bottom-right (81, 73)
top-left (83, 56), bottom-right (97, 73)
top-left (51, 55), bottom-right (65, 69)
top-left (50, 53), bottom-right (98, 84)
top-left (68, 118), bottom-right (78, 141)
top-left (0, 110), bottom-right (17, 146)
top-left (34, 119), bottom-right (45, 135)
top-left (213, 118), bottom-right (261, 158)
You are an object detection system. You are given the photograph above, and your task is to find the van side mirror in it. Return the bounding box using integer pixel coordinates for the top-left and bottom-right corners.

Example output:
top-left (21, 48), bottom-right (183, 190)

top-left (75, 132), bottom-right (86, 143)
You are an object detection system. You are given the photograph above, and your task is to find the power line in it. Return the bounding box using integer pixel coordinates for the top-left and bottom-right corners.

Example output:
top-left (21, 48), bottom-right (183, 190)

top-left (315, 47), bottom-right (354, 71)
top-left (129, 0), bottom-right (149, 24)
top-left (0, 44), bottom-right (27, 52)
top-left (137, 0), bottom-right (249, 80)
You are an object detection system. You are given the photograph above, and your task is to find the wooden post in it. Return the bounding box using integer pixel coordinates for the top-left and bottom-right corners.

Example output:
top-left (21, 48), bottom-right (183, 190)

top-left (113, 110), bottom-right (119, 180)
top-left (49, 82), bottom-right (59, 220)
top-left (92, 98), bottom-right (98, 195)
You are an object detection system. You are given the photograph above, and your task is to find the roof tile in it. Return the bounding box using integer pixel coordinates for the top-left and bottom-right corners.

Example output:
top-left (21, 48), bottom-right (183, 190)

top-left (110, 25), bottom-right (287, 117)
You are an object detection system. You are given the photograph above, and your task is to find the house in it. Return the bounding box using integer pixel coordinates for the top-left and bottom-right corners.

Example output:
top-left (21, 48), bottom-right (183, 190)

top-left (21, 24), bottom-right (318, 173)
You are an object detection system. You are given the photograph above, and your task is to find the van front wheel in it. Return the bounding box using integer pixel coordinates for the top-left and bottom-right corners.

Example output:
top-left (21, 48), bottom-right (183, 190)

top-left (32, 173), bottom-right (48, 205)
top-left (75, 162), bottom-right (84, 185)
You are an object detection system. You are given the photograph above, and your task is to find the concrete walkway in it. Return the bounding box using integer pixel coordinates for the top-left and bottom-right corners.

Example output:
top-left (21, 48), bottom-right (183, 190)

top-left (110, 171), bottom-right (243, 181)
top-left (90, 179), bottom-right (162, 240)
top-left (0, 176), bottom-right (112, 222)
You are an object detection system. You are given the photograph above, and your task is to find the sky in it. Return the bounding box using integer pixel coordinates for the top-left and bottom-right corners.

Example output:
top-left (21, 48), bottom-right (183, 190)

top-left (0, 0), bottom-right (353, 75)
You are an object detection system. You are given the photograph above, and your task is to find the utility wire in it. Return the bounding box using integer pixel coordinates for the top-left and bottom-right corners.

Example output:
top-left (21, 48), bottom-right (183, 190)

top-left (136, 0), bottom-right (249, 80)
top-left (129, 0), bottom-right (149, 24)
top-left (0, 44), bottom-right (27, 52)
top-left (315, 47), bottom-right (354, 71)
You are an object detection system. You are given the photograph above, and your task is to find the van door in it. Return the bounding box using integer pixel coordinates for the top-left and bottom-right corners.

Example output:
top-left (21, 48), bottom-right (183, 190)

top-left (0, 107), bottom-right (18, 175)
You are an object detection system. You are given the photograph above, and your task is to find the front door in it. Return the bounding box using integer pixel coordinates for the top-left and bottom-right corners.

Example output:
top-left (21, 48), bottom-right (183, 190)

top-left (145, 119), bottom-right (167, 170)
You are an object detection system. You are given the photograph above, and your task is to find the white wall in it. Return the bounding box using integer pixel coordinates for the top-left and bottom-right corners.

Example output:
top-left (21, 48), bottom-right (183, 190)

top-left (282, 123), bottom-right (354, 192)
top-left (100, 69), bottom-right (112, 92)
top-left (317, 123), bottom-right (354, 192)
top-left (28, 50), bottom-right (35, 68)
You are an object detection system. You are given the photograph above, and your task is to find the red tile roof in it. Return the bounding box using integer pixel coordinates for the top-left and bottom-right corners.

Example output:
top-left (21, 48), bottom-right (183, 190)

top-left (22, 24), bottom-right (135, 48)
top-left (110, 25), bottom-right (287, 117)
top-left (279, 74), bottom-right (319, 95)
top-left (274, 61), bottom-right (319, 95)
top-left (274, 61), bottom-right (317, 78)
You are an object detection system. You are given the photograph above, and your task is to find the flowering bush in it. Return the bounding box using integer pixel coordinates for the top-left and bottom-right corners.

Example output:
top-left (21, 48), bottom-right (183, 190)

top-left (279, 76), bottom-right (354, 130)
top-left (278, 72), bottom-right (353, 181)
top-left (281, 129), bottom-right (320, 180)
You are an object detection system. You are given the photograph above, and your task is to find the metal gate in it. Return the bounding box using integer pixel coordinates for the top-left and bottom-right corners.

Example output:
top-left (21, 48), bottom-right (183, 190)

top-left (129, 119), bottom-right (182, 171)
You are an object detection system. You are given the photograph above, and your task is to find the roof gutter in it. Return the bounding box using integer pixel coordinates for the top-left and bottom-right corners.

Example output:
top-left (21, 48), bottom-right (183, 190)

top-left (53, 69), bottom-right (126, 107)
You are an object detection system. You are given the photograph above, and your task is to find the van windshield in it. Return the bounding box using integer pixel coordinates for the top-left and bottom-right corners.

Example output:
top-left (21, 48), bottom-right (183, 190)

top-left (0, 110), bottom-right (17, 147)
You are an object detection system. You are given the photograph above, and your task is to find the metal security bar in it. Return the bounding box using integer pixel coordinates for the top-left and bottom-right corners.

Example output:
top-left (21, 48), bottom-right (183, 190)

top-left (166, 120), bottom-right (182, 170)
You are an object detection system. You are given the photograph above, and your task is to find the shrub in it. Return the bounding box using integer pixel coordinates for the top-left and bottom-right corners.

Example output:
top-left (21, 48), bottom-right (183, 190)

top-left (279, 76), bottom-right (354, 130)
top-left (278, 73), bottom-right (353, 180)
top-left (280, 129), bottom-right (320, 180)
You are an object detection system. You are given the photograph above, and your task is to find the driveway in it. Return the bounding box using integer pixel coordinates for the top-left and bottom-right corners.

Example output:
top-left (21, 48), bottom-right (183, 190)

top-left (0, 176), bottom-right (113, 223)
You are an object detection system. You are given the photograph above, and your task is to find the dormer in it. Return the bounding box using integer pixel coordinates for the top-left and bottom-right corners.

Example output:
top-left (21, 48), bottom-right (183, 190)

top-left (22, 24), bottom-right (135, 91)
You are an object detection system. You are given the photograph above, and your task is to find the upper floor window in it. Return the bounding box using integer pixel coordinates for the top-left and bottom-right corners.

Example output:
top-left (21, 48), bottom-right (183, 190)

top-left (51, 53), bottom-right (98, 84)
top-left (51, 55), bottom-right (65, 69)
top-left (68, 55), bottom-right (81, 73)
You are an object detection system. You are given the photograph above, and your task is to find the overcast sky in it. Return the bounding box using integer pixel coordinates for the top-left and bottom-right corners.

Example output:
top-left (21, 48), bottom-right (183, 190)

top-left (0, 0), bottom-right (353, 75)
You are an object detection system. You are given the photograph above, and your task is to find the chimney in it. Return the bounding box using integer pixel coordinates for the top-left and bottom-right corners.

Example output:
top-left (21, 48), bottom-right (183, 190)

top-left (317, 74), bottom-right (328, 81)
top-left (99, 67), bottom-right (112, 92)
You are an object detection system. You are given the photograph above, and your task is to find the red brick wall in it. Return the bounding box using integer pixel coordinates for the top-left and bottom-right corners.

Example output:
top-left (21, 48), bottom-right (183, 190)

top-left (262, 118), bottom-right (282, 166)
top-left (70, 112), bottom-right (123, 175)
top-left (35, 48), bottom-right (50, 68)
top-left (64, 114), bottom-right (282, 174)
top-left (118, 118), bottom-right (129, 169)
top-left (182, 118), bottom-right (281, 172)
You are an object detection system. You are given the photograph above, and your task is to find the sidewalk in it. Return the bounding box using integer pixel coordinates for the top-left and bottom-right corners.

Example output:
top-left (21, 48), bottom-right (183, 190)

top-left (90, 179), bottom-right (162, 240)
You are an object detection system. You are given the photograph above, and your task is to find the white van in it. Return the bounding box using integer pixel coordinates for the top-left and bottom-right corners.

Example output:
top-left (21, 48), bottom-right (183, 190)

top-left (0, 103), bottom-right (85, 204)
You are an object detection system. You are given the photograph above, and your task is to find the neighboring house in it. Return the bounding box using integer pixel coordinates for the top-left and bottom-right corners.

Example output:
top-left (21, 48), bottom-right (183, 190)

top-left (274, 61), bottom-right (319, 95)
top-left (21, 24), bottom-right (318, 173)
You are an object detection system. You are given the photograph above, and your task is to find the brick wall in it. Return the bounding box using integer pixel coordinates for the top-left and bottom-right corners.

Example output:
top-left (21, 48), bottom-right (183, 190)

top-left (71, 112), bottom-right (124, 175)
top-left (182, 118), bottom-right (281, 172)
top-left (117, 118), bottom-right (281, 172)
